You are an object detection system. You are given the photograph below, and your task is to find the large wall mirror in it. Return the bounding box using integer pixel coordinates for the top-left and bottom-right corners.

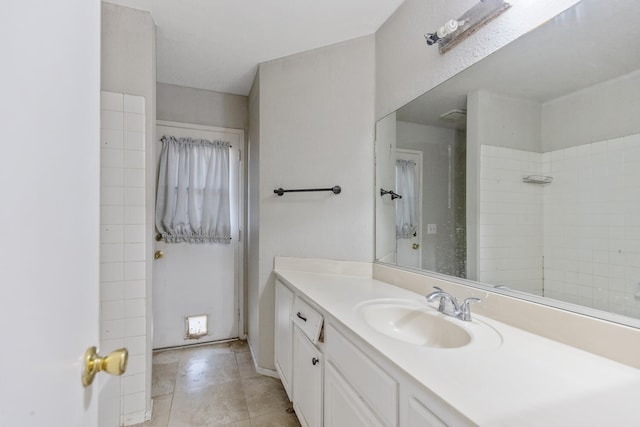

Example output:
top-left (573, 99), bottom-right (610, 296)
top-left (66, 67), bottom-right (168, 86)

top-left (375, 0), bottom-right (640, 327)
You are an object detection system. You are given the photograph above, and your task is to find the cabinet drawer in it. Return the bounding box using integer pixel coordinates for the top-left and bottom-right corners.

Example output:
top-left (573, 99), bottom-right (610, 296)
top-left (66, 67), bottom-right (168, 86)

top-left (292, 297), bottom-right (323, 344)
top-left (325, 324), bottom-right (398, 427)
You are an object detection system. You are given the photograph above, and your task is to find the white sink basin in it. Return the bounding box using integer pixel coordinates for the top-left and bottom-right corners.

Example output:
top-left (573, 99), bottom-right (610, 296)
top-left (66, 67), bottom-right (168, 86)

top-left (356, 299), bottom-right (500, 349)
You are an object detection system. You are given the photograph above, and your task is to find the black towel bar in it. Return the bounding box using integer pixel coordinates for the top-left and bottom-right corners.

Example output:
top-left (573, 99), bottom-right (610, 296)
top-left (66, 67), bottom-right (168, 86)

top-left (274, 186), bottom-right (341, 196)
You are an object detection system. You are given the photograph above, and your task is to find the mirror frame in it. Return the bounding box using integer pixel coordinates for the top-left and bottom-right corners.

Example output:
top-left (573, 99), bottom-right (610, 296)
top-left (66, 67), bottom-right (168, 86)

top-left (375, 260), bottom-right (640, 329)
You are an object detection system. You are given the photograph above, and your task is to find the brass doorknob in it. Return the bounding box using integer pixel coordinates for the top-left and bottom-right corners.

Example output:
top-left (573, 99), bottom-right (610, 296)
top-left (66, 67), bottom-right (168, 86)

top-left (154, 250), bottom-right (164, 259)
top-left (412, 243), bottom-right (420, 250)
top-left (82, 347), bottom-right (128, 387)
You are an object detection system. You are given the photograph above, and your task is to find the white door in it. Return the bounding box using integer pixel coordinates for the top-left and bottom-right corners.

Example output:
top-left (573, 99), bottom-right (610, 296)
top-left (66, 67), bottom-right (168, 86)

top-left (324, 363), bottom-right (385, 427)
top-left (153, 121), bottom-right (244, 349)
top-left (1, 0), bottom-right (103, 425)
top-left (396, 149), bottom-right (423, 269)
top-left (293, 327), bottom-right (323, 427)
top-left (408, 397), bottom-right (447, 427)
top-left (274, 280), bottom-right (294, 400)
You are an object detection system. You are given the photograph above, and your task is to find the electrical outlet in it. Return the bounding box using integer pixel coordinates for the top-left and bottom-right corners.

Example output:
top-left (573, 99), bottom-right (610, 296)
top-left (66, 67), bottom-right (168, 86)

top-left (427, 224), bottom-right (437, 234)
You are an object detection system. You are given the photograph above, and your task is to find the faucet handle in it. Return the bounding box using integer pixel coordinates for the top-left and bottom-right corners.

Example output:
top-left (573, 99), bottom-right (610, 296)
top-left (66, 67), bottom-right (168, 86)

top-left (459, 297), bottom-right (481, 321)
top-left (425, 286), bottom-right (444, 301)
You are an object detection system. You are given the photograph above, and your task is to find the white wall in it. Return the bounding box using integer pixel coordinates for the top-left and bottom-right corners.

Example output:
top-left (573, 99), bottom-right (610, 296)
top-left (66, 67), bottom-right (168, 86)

top-left (101, 3), bottom-right (156, 424)
top-left (375, 0), bottom-right (581, 119)
top-left (157, 83), bottom-right (248, 130)
top-left (248, 35), bottom-right (376, 370)
top-left (542, 69), bottom-right (640, 152)
top-left (470, 91), bottom-right (542, 152)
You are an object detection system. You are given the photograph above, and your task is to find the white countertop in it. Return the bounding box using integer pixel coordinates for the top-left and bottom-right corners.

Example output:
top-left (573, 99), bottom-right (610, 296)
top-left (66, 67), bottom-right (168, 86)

top-left (274, 267), bottom-right (640, 426)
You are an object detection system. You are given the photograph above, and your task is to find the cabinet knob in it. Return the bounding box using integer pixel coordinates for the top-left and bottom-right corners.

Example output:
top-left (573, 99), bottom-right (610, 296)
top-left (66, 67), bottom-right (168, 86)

top-left (312, 357), bottom-right (319, 366)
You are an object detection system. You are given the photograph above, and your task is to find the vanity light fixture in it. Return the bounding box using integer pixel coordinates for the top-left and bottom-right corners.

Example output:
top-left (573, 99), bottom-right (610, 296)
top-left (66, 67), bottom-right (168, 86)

top-left (425, 0), bottom-right (511, 54)
top-left (425, 19), bottom-right (467, 46)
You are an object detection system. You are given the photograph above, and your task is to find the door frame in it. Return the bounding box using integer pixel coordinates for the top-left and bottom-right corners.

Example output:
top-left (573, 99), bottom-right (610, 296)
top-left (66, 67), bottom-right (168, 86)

top-left (155, 120), bottom-right (246, 340)
top-left (395, 148), bottom-right (423, 269)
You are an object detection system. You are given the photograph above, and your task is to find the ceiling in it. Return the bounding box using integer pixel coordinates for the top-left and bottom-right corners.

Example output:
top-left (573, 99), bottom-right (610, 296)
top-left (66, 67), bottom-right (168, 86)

top-left (396, 0), bottom-right (640, 129)
top-left (105, 0), bottom-right (405, 96)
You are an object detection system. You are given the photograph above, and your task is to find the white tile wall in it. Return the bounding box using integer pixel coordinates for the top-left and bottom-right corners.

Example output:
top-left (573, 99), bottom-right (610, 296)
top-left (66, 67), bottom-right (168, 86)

top-left (479, 145), bottom-right (544, 294)
top-left (124, 94), bottom-right (145, 114)
top-left (479, 138), bottom-right (640, 319)
top-left (100, 91), bottom-right (148, 425)
top-left (543, 134), bottom-right (640, 318)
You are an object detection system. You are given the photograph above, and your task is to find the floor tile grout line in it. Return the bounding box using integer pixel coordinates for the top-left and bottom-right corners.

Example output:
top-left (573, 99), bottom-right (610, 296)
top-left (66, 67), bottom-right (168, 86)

top-left (165, 392), bottom-right (174, 427)
top-left (145, 340), bottom-right (298, 427)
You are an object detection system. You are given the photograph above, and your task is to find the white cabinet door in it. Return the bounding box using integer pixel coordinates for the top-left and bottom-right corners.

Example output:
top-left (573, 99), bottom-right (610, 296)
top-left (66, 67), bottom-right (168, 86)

top-left (408, 397), bottom-right (447, 427)
top-left (325, 362), bottom-right (386, 427)
top-left (275, 280), bottom-right (294, 399)
top-left (293, 326), bottom-right (323, 427)
top-left (325, 324), bottom-right (398, 426)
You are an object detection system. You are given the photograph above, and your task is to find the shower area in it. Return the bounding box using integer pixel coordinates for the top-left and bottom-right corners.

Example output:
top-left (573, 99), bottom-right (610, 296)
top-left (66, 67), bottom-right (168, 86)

top-left (471, 88), bottom-right (640, 320)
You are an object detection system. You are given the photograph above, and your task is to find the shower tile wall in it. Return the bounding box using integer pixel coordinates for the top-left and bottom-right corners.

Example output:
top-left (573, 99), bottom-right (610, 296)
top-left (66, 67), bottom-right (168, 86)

top-left (479, 145), bottom-right (544, 295)
top-left (479, 136), bottom-right (640, 319)
top-left (543, 134), bottom-right (640, 318)
top-left (101, 91), bottom-right (148, 425)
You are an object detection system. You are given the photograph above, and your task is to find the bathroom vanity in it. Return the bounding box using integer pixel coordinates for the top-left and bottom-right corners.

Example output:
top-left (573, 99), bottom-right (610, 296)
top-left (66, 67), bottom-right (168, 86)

top-left (273, 257), bottom-right (640, 427)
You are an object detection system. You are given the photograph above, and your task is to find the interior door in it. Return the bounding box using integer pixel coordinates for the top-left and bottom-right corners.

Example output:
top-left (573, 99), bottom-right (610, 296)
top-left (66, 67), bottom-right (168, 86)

top-left (1, 0), bottom-right (103, 425)
top-left (396, 149), bottom-right (423, 269)
top-left (2, 107), bottom-right (103, 427)
top-left (153, 122), bottom-right (244, 349)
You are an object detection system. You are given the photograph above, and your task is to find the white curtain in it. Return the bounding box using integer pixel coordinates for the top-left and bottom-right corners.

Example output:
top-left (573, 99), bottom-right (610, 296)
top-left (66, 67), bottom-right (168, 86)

top-left (396, 159), bottom-right (418, 239)
top-left (156, 136), bottom-right (231, 243)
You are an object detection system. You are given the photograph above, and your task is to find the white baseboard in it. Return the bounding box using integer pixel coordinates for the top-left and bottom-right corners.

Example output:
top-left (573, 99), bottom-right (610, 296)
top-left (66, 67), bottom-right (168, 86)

top-left (122, 409), bottom-right (146, 426)
top-left (256, 366), bottom-right (279, 378)
top-left (247, 336), bottom-right (280, 379)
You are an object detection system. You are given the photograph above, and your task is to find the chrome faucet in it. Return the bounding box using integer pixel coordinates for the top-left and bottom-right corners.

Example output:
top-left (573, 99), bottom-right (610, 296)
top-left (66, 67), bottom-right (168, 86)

top-left (425, 287), bottom-right (458, 317)
top-left (425, 286), bottom-right (481, 322)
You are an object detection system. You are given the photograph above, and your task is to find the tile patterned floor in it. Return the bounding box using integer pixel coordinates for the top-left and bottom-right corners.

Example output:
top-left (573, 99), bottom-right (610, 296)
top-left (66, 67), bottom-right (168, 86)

top-left (134, 340), bottom-right (301, 427)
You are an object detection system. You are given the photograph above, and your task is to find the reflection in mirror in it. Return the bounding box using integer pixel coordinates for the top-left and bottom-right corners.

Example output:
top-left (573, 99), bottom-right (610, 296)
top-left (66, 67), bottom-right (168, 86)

top-left (375, 0), bottom-right (640, 323)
